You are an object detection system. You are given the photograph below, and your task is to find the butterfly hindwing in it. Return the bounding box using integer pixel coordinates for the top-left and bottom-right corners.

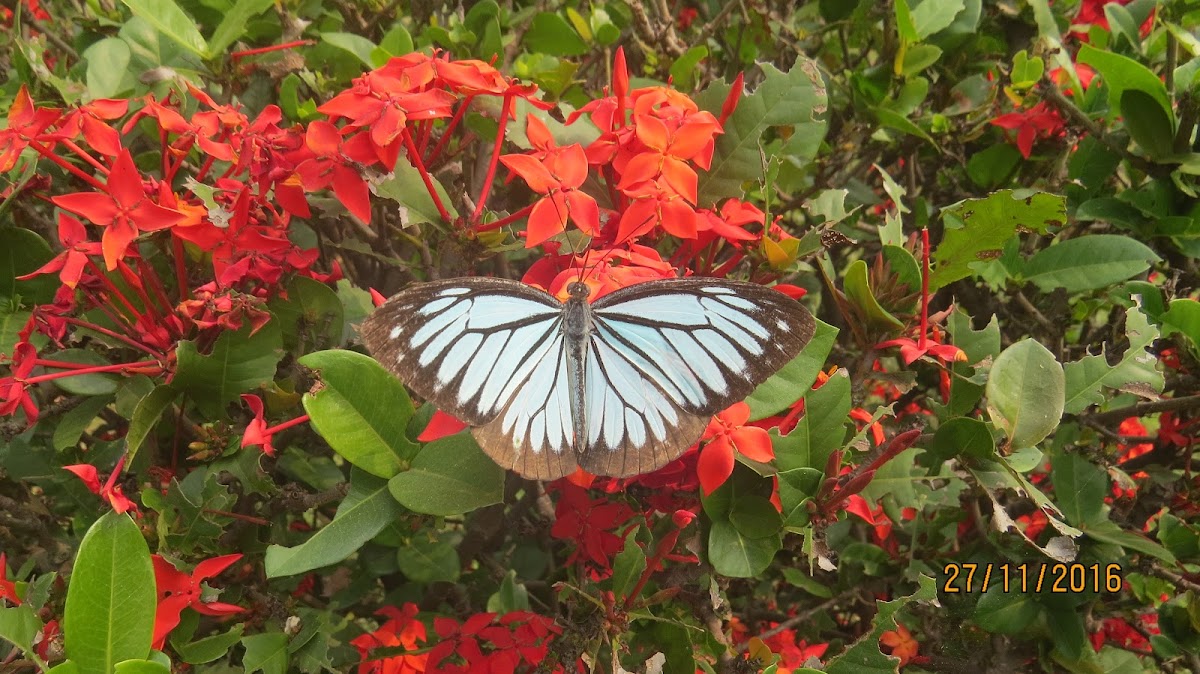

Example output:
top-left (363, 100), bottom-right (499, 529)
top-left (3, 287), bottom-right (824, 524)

top-left (578, 278), bottom-right (815, 476)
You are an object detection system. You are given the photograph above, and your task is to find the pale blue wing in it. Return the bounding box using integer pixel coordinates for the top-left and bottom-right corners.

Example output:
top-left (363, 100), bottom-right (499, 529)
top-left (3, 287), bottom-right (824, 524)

top-left (579, 278), bottom-right (814, 476)
top-left (361, 278), bottom-right (579, 479)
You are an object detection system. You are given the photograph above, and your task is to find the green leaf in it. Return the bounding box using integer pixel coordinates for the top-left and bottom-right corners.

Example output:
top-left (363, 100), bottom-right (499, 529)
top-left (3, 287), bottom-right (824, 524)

top-left (729, 495), bottom-right (783, 539)
top-left (824, 575), bottom-right (938, 673)
top-left (207, 0), bottom-right (275, 56)
top-left (1049, 451), bottom-right (1107, 526)
top-left (120, 0), bottom-right (208, 57)
top-left (932, 190), bottom-right (1065, 290)
top-left (125, 386), bottom-right (179, 464)
top-left (926, 417), bottom-right (995, 464)
top-left (41, 349), bottom-right (119, 396)
top-left (893, 0), bottom-right (918, 43)
top-left (967, 143), bottom-right (1021, 189)
top-left (523, 12), bottom-right (587, 56)
top-left (269, 276), bottom-right (345, 351)
top-left (696, 59), bottom-right (828, 205)
top-left (241, 633), bottom-right (289, 674)
top-left (910, 0), bottom-right (966, 39)
top-left (611, 536), bottom-right (647, 600)
top-left (172, 321), bottom-right (282, 418)
top-left (320, 32), bottom-right (376, 67)
top-left (1160, 298), bottom-right (1200, 353)
top-left (775, 371), bottom-right (851, 472)
top-left (1077, 43), bottom-right (1175, 129)
top-left (387, 434), bottom-right (505, 515)
top-left (1082, 519), bottom-right (1176, 564)
top-left (172, 623), bottom-right (245, 665)
top-left (899, 44), bottom-right (942, 77)
top-left (53, 395), bottom-right (114, 451)
top-left (1122, 89), bottom-right (1176, 158)
top-left (745, 320), bottom-right (837, 419)
top-left (373, 160), bottom-right (459, 226)
top-left (395, 535), bottom-right (460, 583)
top-left (669, 46), bottom-right (708, 92)
top-left (64, 512), bottom-right (156, 674)
top-left (265, 470), bottom-right (406, 578)
top-left (487, 571), bottom-right (530, 613)
top-left (299, 350), bottom-right (418, 478)
top-left (986, 339), bottom-right (1064, 451)
top-left (707, 521), bottom-right (780, 578)
top-left (0, 604), bottom-right (42, 654)
top-left (844, 259), bottom-right (906, 331)
top-left (1, 308), bottom-right (31, 359)
top-left (1010, 50), bottom-right (1045, 89)
top-left (1022, 235), bottom-right (1159, 294)
top-left (1063, 302), bottom-right (1163, 414)
top-left (967, 458), bottom-right (1081, 561)
top-left (83, 38), bottom-right (133, 98)
top-left (973, 585), bottom-right (1041, 633)
top-left (112, 661), bottom-right (170, 674)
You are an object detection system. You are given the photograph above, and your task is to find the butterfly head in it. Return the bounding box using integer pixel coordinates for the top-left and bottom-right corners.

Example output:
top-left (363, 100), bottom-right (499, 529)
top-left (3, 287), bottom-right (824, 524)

top-left (566, 281), bottom-right (592, 301)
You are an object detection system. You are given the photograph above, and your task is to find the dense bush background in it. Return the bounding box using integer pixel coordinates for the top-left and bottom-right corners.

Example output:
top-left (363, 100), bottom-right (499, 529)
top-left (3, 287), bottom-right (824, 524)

top-left (1, 0), bottom-right (1199, 673)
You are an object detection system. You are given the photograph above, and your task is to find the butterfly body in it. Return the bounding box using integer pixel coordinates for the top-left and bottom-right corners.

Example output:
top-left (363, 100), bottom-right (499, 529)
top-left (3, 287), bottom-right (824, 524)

top-left (362, 276), bottom-right (814, 480)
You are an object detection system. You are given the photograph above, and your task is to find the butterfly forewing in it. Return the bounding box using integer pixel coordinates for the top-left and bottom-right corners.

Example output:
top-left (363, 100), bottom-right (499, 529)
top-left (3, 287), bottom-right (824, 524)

top-left (362, 276), bottom-right (815, 481)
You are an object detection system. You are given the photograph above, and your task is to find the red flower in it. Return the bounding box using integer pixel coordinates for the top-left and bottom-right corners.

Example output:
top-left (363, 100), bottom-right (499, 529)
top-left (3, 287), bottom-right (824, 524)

top-left (697, 402), bottom-right (774, 496)
top-left (417, 410), bottom-right (468, 442)
top-left (0, 84), bottom-right (61, 172)
top-left (151, 554), bottom-right (244, 650)
top-left (350, 604), bottom-right (429, 674)
top-left (240, 394), bottom-right (275, 456)
top-left (990, 101), bottom-right (1065, 159)
top-left (293, 120), bottom-right (371, 223)
top-left (51, 150), bottom-right (188, 269)
top-left (34, 619), bottom-right (60, 662)
top-left (63, 456), bottom-right (137, 514)
top-left (0, 341), bottom-right (39, 423)
top-left (880, 623), bottom-right (919, 666)
top-left (16, 213), bottom-right (102, 289)
top-left (549, 482), bottom-right (636, 574)
top-left (500, 137), bottom-right (600, 248)
top-left (428, 611), bottom-right (559, 673)
top-left (53, 98), bottom-right (129, 157)
top-left (0, 553), bottom-right (20, 606)
top-left (874, 335), bottom-right (966, 366)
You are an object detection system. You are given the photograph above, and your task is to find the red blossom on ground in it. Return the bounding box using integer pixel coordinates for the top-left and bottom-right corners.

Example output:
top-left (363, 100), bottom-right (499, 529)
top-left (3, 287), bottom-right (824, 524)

top-left (151, 553), bottom-right (245, 650)
top-left (698, 402), bottom-right (774, 496)
top-left (351, 603), bottom-right (429, 674)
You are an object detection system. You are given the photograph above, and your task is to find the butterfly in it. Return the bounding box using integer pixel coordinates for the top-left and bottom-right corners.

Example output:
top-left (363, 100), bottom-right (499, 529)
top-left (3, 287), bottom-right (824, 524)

top-left (361, 276), bottom-right (815, 480)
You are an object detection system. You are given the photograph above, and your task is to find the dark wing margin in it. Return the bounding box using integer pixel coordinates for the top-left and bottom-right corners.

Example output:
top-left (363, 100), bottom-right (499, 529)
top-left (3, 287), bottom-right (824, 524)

top-left (359, 276), bottom-right (564, 426)
top-left (582, 277), bottom-right (815, 476)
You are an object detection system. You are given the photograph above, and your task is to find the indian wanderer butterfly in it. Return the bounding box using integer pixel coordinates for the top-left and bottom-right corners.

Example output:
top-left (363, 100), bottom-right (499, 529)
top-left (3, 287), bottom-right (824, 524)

top-left (360, 276), bottom-right (815, 480)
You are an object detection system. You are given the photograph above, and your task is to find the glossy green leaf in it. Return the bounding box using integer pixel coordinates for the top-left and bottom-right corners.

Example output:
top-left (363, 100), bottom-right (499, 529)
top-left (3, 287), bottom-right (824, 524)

top-left (1077, 43), bottom-right (1175, 128)
top-left (974, 585), bottom-right (1041, 633)
top-left (669, 45), bottom-right (708, 92)
top-left (745, 319), bottom-right (838, 419)
top-left (52, 395), bottom-right (114, 451)
top-left (696, 58), bottom-right (827, 205)
top-left (111, 661), bottom-right (169, 674)
top-left (774, 370), bottom-right (851, 473)
top-left (64, 512), bottom-right (156, 674)
top-left (910, 0), bottom-right (966, 38)
top-left (265, 470), bottom-right (406, 578)
top-left (523, 13), bottom-right (587, 56)
top-left (707, 521), bottom-right (780, 578)
top-left (172, 321), bottom-right (282, 418)
top-left (927, 417), bottom-right (995, 464)
top-left (42, 349), bottom-right (119, 396)
top-left (843, 259), bottom-right (906, 331)
top-left (172, 623), bottom-right (245, 665)
top-left (900, 44), bottom-right (943, 76)
top-left (387, 434), bottom-right (504, 515)
top-left (125, 386), bottom-right (179, 464)
top-left (932, 190), bottom-right (1065, 290)
top-left (1063, 303), bottom-right (1162, 414)
top-left (986, 339), bottom-right (1064, 451)
top-left (207, 0), bottom-right (275, 56)
top-left (299, 349), bottom-right (418, 478)
top-left (241, 632), bottom-right (288, 674)
top-left (729, 495), bottom-right (783, 539)
top-left (83, 38), bottom-right (133, 98)
top-left (1049, 451), bottom-right (1107, 526)
top-left (373, 160), bottom-right (459, 226)
top-left (1022, 235), bottom-right (1159, 294)
top-left (0, 604), bottom-right (41, 655)
top-left (967, 143), bottom-right (1021, 189)
top-left (487, 571), bottom-right (531, 613)
top-left (1010, 50), bottom-right (1044, 88)
top-left (396, 535), bottom-right (460, 583)
top-left (1, 308), bottom-right (31, 359)
top-left (1082, 519), bottom-right (1176, 564)
top-left (320, 32), bottom-right (376, 67)
top-left (120, 0), bottom-right (208, 57)
top-left (269, 276), bottom-right (345, 350)
top-left (1122, 89), bottom-right (1175, 158)
top-left (611, 536), bottom-right (647, 600)
top-left (1161, 299), bottom-right (1200, 354)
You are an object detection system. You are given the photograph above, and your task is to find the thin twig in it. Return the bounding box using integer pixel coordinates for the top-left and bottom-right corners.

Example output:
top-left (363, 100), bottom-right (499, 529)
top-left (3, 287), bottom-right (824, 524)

top-left (1082, 395), bottom-right (1200, 426)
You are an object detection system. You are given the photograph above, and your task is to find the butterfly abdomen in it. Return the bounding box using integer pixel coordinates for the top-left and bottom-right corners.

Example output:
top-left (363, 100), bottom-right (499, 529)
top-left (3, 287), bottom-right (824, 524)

top-left (562, 291), bottom-right (594, 456)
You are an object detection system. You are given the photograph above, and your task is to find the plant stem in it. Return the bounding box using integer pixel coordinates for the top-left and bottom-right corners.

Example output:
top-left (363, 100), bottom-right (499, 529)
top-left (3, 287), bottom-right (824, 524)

top-left (471, 93), bottom-right (514, 226)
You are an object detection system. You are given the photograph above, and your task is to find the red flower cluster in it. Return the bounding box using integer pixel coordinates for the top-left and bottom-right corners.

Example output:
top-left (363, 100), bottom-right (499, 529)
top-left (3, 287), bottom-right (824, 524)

top-left (990, 101), bottom-right (1066, 159)
top-left (351, 604), bottom-right (429, 674)
top-left (429, 611), bottom-right (561, 673)
top-left (549, 482), bottom-right (637, 576)
top-left (730, 616), bottom-right (828, 673)
top-left (151, 553), bottom-right (244, 649)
